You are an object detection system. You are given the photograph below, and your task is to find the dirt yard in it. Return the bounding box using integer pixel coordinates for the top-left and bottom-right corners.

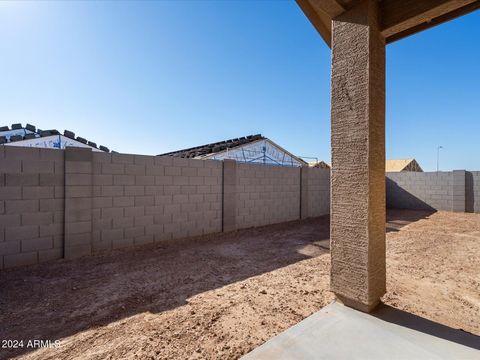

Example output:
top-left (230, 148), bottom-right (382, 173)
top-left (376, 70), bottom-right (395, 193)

top-left (0, 210), bottom-right (479, 359)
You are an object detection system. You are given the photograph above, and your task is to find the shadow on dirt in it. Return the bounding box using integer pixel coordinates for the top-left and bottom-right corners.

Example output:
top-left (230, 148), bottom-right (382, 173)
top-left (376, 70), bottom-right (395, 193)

top-left (1, 216), bottom-right (331, 359)
top-left (386, 209), bottom-right (436, 233)
top-left (0, 209), bottom-right (436, 359)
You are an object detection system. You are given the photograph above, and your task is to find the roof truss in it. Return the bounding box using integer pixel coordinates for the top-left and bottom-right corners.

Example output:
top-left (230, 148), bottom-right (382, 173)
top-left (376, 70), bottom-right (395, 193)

top-left (297, 0), bottom-right (480, 46)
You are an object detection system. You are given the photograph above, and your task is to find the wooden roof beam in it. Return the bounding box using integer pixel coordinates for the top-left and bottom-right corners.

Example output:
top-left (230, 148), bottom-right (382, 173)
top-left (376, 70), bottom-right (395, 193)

top-left (297, 0), bottom-right (480, 47)
top-left (296, 0), bottom-right (345, 47)
top-left (381, 0), bottom-right (480, 43)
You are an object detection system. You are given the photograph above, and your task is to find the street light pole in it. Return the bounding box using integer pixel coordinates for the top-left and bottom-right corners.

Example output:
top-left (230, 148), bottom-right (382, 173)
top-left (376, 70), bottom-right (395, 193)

top-left (437, 146), bottom-right (443, 172)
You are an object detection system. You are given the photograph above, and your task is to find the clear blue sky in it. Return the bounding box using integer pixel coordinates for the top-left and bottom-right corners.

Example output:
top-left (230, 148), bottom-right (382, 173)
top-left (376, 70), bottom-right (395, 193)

top-left (1, 1), bottom-right (479, 171)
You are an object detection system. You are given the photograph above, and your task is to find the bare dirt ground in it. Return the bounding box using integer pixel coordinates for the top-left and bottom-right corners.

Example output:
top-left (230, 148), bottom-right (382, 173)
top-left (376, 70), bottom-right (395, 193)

top-left (0, 210), bottom-right (479, 360)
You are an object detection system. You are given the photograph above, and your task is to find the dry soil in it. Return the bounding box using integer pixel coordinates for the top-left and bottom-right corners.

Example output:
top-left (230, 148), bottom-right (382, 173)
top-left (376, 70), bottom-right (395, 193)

top-left (0, 210), bottom-right (479, 359)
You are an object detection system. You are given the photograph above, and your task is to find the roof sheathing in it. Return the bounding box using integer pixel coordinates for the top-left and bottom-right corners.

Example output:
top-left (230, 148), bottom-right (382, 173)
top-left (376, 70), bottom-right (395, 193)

top-left (159, 134), bottom-right (265, 158)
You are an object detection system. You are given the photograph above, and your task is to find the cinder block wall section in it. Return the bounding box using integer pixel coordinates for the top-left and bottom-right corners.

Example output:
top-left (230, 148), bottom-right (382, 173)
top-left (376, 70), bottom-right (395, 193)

top-left (0, 147), bottom-right (64, 269)
top-left (306, 168), bottom-right (330, 217)
top-left (90, 153), bottom-right (223, 253)
top-left (386, 171), bottom-right (480, 213)
top-left (386, 172), bottom-right (453, 211)
top-left (3, 145), bottom-right (479, 271)
top-left (235, 163), bottom-right (301, 228)
top-left (469, 171), bottom-right (480, 213)
top-left (64, 148), bottom-right (93, 259)
top-left (1, 147), bottom-right (332, 270)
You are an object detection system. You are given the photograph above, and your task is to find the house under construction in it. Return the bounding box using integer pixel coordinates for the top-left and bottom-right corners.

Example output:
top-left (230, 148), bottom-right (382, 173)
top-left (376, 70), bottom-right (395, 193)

top-left (160, 134), bottom-right (308, 167)
top-left (0, 123), bottom-right (111, 152)
top-left (385, 159), bottom-right (423, 172)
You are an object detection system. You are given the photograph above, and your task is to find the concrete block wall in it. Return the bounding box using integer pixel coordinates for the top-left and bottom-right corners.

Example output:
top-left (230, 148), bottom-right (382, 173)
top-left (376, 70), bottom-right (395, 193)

top-left (65, 148), bottom-right (93, 259)
top-left (235, 163), bottom-right (301, 228)
top-left (386, 172), bottom-right (453, 211)
top-left (0, 147), bottom-right (64, 269)
top-left (300, 167), bottom-right (309, 219)
top-left (452, 170), bottom-right (466, 212)
top-left (469, 172), bottom-right (480, 213)
top-left (90, 153), bottom-right (223, 253)
top-left (386, 171), bottom-right (480, 213)
top-left (306, 168), bottom-right (330, 217)
top-left (3, 145), bottom-right (479, 271)
top-left (222, 160), bottom-right (237, 232)
top-left (0, 147), bottom-right (332, 270)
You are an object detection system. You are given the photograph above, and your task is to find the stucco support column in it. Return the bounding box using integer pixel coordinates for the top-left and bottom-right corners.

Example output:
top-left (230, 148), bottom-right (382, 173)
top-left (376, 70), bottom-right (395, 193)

top-left (330, 0), bottom-right (386, 312)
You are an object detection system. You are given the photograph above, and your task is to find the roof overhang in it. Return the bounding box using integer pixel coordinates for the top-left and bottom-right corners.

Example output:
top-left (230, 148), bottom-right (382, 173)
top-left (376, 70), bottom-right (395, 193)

top-left (296, 0), bottom-right (480, 47)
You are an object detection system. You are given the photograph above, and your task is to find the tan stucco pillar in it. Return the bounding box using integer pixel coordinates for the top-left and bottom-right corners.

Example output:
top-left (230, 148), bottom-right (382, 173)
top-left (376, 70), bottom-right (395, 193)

top-left (330, 0), bottom-right (386, 312)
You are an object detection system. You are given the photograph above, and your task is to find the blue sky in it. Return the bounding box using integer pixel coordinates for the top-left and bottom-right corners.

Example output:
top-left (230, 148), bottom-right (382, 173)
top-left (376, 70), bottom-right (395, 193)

top-left (0, 1), bottom-right (478, 171)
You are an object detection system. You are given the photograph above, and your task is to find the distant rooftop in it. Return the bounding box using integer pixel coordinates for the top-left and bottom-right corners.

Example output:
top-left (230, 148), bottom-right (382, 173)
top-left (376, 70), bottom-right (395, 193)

top-left (309, 160), bottom-right (331, 169)
top-left (0, 123), bottom-right (111, 152)
top-left (386, 159), bottom-right (423, 172)
top-left (160, 134), bottom-right (308, 167)
top-left (159, 134), bottom-right (265, 158)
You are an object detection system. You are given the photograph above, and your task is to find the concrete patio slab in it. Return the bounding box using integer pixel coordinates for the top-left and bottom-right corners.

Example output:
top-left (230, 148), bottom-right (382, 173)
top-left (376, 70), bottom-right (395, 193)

top-left (242, 302), bottom-right (480, 360)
